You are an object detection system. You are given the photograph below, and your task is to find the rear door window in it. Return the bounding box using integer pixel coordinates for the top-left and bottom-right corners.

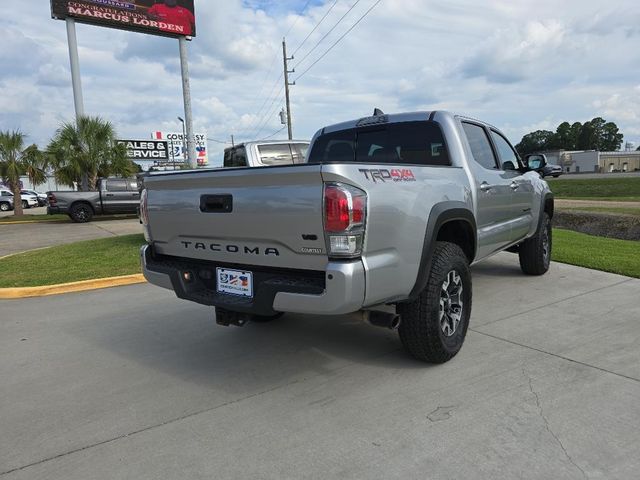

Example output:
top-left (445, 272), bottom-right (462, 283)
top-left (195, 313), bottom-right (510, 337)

top-left (292, 143), bottom-right (309, 163)
top-left (223, 146), bottom-right (248, 167)
top-left (308, 121), bottom-right (450, 165)
top-left (107, 179), bottom-right (128, 191)
top-left (462, 122), bottom-right (498, 170)
top-left (257, 144), bottom-right (294, 165)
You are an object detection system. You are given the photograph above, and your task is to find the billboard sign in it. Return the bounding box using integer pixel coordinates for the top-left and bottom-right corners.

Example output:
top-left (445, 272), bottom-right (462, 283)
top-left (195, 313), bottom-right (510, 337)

top-left (50, 0), bottom-right (196, 38)
top-left (152, 131), bottom-right (208, 166)
top-left (118, 139), bottom-right (169, 160)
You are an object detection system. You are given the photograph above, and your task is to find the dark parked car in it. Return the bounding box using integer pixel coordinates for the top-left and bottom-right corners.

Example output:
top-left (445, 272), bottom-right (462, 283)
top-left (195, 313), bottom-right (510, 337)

top-left (541, 164), bottom-right (563, 178)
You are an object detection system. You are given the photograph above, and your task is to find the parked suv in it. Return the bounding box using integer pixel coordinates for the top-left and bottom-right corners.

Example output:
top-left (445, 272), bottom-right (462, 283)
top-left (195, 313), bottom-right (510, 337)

top-left (141, 110), bottom-right (553, 363)
top-left (0, 189), bottom-right (38, 209)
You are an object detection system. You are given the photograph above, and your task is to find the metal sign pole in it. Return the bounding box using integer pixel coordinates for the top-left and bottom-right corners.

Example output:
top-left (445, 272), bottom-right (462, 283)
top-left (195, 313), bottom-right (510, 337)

top-left (66, 18), bottom-right (84, 119)
top-left (179, 36), bottom-right (196, 168)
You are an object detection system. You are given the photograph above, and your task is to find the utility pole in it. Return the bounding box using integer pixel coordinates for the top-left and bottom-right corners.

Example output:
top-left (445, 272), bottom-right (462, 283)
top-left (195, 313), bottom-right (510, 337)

top-left (179, 36), bottom-right (196, 168)
top-left (282, 38), bottom-right (294, 140)
top-left (231, 135), bottom-right (235, 147)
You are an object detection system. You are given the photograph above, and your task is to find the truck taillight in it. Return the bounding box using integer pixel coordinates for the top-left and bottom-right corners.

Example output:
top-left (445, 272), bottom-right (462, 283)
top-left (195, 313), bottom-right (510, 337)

top-left (48, 193), bottom-right (57, 205)
top-left (323, 183), bottom-right (367, 257)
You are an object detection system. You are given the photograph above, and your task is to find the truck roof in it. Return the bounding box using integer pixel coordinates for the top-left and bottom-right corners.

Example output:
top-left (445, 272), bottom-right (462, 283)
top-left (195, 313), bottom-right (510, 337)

top-left (319, 110), bottom-right (499, 135)
top-left (225, 139), bottom-right (309, 151)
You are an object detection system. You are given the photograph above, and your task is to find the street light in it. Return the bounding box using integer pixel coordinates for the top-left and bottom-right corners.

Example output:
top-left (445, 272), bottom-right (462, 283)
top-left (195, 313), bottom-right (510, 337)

top-left (177, 116), bottom-right (187, 166)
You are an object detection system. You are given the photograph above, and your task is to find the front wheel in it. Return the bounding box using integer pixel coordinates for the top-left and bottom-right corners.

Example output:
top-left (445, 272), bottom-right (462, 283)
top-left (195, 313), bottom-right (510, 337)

top-left (0, 202), bottom-right (10, 211)
top-left (518, 212), bottom-right (551, 275)
top-left (22, 200), bottom-right (29, 209)
top-left (397, 242), bottom-right (472, 363)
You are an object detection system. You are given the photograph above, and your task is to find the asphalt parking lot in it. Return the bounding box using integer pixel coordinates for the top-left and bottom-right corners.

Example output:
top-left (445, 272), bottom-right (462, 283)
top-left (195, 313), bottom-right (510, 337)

top-left (0, 217), bottom-right (141, 257)
top-left (1, 253), bottom-right (639, 479)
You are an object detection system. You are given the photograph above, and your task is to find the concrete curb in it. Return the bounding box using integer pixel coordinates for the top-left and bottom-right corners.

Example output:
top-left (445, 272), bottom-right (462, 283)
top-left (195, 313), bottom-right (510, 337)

top-left (0, 274), bottom-right (146, 299)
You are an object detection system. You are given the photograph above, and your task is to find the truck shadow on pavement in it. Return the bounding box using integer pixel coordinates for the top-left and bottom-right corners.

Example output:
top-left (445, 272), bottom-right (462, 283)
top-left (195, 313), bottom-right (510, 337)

top-left (69, 296), bottom-right (431, 394)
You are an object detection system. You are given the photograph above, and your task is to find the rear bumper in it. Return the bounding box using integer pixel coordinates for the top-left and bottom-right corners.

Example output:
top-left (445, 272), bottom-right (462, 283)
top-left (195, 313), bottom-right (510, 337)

top-left (140, 244), bottom-right (365, 316)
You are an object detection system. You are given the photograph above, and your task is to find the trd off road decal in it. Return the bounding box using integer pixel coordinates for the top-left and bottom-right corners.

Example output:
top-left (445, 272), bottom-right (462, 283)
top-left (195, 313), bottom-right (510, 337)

top-left (359, 168), bottom-right (416, 183)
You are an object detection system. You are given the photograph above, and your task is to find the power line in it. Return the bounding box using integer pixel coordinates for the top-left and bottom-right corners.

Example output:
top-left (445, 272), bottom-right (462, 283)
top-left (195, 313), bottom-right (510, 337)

top-left (292, 0), bottom-right (362, 70)
top-left (257, 125), bottom-right (287, 142)
top-left (284, 0), bottom-right (314, 38)
top-left (295, 0), bottom-right (383, 82)
top-left (206, 138), bottom-right (232, 145)
top-left (251, 85), bottom-right (285, 140)
top-left (291, 0), bottom-right (340, 57)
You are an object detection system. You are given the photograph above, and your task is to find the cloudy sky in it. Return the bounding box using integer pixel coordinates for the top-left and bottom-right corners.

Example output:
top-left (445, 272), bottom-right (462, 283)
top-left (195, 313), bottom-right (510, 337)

top-left (2, 0), bottom-right (639, 166)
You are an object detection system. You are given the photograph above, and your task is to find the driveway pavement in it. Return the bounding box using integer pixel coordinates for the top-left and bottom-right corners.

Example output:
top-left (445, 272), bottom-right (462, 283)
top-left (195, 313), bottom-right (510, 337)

top-left (1, 254), bottom-right (639, 479)
top-left (0, 219), bottom-right (142, 257)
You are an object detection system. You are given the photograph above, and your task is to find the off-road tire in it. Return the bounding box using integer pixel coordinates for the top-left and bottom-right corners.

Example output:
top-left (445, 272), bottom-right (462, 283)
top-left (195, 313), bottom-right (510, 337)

top-left (250, 313), bottom-right (284, 323)
top-left (69, 203), bottom-right (94, 223)
top-left (518, 212), bottom-right (551, 275)
top-left (397, 242), bottom-right (472, 363)
top-left (0, 202), bottom-right (10, 212)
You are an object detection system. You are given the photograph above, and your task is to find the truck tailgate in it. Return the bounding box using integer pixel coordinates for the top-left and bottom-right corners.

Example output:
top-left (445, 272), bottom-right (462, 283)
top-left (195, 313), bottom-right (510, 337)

top-left (144, 165), bottom-right (328, 270)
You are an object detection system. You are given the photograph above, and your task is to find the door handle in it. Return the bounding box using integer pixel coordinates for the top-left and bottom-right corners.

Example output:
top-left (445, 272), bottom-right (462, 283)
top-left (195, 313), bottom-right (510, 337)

top-left (510, 182), bottom-right (519, 190)
top-left (480, 182), bottom-right (492, 192)
top-left (105, 193), bottom-right (114, 197)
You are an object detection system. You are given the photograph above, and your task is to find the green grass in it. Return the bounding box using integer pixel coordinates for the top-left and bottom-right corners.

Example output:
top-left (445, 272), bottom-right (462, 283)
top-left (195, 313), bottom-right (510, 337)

top-left (1, 229), bottom-right (637, 288)
top-left (0, 214), bottom-right (137, 224)
top-left (552, 229), bottom-right (640, 278)
top-left (547, 177), bottom-right (640, 200)
top-left (0, 234), bottom-right (144, 288)
top-left (560, 206), bottom-right (640, 217)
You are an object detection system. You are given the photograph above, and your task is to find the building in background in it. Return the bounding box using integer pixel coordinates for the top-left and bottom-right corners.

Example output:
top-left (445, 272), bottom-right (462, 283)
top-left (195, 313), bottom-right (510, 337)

top-left (536, 149), bottom-right (640, 173)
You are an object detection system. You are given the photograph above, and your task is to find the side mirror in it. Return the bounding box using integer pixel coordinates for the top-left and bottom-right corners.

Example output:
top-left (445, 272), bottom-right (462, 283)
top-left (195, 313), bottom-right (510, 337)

top-left (525, 154), bottom-right (547, 172)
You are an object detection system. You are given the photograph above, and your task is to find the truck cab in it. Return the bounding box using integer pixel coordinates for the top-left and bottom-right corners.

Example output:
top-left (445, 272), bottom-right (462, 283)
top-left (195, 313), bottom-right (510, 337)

top-left (223, 140), bottom-right (309, 168)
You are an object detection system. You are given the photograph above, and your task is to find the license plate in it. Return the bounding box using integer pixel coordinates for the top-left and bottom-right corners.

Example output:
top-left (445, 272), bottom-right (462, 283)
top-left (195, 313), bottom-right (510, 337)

top-left (216, 268), bottom-right (253, 298)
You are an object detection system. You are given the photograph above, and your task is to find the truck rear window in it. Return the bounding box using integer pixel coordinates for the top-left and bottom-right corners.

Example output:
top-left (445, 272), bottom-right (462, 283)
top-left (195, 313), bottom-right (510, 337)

top-left (308, 121), bottom-right (450, 166)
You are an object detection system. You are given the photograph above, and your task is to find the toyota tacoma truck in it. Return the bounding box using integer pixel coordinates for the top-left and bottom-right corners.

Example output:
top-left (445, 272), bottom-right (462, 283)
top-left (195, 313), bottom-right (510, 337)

top-left (47, 177), bottom-right (140, 222)
top-left (140, 110), bottom-right (554, 363)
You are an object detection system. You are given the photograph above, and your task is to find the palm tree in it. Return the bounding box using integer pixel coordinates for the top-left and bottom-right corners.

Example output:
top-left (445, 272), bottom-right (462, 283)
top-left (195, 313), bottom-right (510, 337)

top-left (23, 144), bottom-right (47, 188)
top-left (48, 116), bottom-right (135, 191)
top-left (0, 131), bottom-right (38, 217)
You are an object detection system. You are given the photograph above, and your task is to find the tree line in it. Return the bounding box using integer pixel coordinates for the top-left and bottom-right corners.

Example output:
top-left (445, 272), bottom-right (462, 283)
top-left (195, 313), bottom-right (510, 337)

top-left (515, 117), bottom-right (624, 156)
top-left (0, 116), bottom-right (136, 216)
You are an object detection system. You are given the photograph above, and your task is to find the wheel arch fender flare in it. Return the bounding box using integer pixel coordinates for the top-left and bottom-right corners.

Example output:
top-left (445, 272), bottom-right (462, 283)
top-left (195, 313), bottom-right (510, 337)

top-left (406, 202), bottom-right (476, 301)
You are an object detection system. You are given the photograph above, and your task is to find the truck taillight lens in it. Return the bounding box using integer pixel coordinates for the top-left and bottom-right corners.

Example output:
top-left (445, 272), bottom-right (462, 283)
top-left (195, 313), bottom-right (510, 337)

top-left (323, 183), bottom-right (367, 257)
top-left (48, 193), bottom-right (57, 205)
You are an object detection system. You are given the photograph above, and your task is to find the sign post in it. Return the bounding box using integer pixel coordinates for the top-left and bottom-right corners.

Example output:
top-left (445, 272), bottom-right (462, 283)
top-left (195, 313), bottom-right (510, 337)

top-left (65, 18), bottom-right (84, 119)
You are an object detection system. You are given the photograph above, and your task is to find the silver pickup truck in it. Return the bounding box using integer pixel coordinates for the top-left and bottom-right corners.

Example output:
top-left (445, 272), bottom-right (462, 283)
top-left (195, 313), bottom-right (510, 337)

top-left (141, 110), bottom-right (554, 363)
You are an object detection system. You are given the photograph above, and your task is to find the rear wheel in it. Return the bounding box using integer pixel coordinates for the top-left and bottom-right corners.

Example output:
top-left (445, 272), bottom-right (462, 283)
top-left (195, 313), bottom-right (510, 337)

top-left (0, 202), bottom-right (10, 211)
top-left (518, 212), bottom-right (551, 275)
top-left (397, 242), bottom-right (472, 363)
top-left (69, 203), bottom-right (94, 223)
top-left (22, 200), bottom-right (29, 209)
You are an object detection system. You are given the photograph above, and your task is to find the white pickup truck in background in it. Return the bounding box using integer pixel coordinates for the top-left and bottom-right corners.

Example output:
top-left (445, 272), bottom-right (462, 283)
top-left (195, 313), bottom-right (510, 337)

top-left (223, 140), bottom-right (309, 168)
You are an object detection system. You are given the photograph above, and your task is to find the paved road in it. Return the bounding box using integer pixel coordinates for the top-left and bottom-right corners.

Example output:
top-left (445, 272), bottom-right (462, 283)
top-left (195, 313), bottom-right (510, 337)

top-left (0, 219), bottom-right (142, 257)
top-left (1, 254), bottom-right (638, 479)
